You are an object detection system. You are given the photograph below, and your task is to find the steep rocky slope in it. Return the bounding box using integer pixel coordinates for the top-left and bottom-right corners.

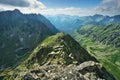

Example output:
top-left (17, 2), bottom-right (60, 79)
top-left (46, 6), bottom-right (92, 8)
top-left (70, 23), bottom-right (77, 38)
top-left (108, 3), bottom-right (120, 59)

top-left (0, 9), bottom-right (58, 70)
top-left (0, 33), bottom-right (115, 80)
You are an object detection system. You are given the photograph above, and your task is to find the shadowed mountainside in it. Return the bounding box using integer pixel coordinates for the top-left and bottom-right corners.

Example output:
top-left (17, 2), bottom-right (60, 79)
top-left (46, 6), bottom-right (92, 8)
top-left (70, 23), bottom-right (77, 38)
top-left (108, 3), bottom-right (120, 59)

top-left (0, 9), bottom-right (58, 70)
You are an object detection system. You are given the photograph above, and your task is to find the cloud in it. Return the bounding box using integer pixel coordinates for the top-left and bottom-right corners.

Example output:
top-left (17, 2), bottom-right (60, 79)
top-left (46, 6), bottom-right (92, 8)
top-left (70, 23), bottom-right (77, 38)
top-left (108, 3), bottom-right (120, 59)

top-left (102, 0), bottom-right (114, 4)
top-left (95, 0), bottom-right (120, 15)
top-left (0, 0), bottom-right (29, 7)
top-left (0, 0), bottom-right (96, 16)
top-left (0, 0), bottom-right (46, 12)
top-left (0, 0), bottom-right (46, 8)
top-left (40, 7), bottom-right (96, 16)
top-left (0, 0), bottom-right (119, 16)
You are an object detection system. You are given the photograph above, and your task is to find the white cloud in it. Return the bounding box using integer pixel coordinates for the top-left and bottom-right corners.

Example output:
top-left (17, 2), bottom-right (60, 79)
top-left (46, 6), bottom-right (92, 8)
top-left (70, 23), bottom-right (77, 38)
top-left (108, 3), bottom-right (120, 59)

top-left (0, 0), bottom-right (98, 16)
top-left (40, 7), bottom-right (96, 16)
top-left (102, 0), bottom-right (113, 4)
top-left (95, 0), bottom-right (120, 16)
top-left (0, 0), bottom-right (29, 7)
top-left (0, 0), bottom-right (96, 16)
top-left (0, 0), bottom-right (46, 13)
top-left (0, 0), bottom-right (119, 16)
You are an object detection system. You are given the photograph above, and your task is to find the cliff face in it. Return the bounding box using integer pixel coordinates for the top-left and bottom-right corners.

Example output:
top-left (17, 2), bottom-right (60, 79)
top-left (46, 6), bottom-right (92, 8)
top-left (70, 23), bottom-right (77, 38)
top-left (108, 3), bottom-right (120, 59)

top-left (1, 33), bottom-right (115, 80)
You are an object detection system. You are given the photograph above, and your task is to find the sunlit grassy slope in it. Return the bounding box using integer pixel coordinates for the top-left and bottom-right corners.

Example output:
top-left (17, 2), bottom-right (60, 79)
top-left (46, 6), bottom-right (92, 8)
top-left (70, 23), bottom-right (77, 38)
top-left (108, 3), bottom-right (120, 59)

top-left (72, 29), bottom-right (120, 80)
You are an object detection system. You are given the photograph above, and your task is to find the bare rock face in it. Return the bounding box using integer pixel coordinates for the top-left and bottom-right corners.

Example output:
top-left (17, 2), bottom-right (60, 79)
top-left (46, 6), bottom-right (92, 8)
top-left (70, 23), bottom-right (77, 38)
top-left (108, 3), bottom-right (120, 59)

top-left (0, 33), bottom-right (115, 80)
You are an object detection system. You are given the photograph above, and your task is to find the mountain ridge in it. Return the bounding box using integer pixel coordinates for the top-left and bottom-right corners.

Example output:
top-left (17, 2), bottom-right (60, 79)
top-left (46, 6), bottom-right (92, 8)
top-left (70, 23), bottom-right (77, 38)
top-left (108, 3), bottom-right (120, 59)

top-left (0, 33), bottom-right (115, 80)
top-left (76, 24), bottom-right (120, 47)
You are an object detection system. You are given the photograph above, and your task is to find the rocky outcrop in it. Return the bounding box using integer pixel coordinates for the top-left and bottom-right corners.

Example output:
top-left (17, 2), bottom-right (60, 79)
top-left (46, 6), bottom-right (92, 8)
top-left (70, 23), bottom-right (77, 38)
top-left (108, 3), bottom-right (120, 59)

top-left (21, 61), bottom-right (115, 80)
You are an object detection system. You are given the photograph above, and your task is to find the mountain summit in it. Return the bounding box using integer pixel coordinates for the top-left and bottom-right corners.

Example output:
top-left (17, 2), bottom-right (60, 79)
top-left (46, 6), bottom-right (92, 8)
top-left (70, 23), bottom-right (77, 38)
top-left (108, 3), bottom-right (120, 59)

top-left (1, 33), bottom-right (115, 80)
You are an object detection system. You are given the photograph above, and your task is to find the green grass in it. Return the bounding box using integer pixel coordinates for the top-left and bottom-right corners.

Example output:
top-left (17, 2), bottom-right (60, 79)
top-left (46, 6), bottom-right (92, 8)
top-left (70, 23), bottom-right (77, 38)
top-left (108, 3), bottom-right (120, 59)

top-left (100, 60), bottom-right (120, 80)
top-left (71, 31), bottom-right (120, 80)
top-left (41, 33), bottom-right (65, 46)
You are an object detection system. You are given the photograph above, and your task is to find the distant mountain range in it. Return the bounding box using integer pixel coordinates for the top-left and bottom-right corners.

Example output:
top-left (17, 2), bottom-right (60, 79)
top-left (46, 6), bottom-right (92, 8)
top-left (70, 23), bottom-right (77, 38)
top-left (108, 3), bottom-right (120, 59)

top-left (0, 9), bottom-right (58, 70)
top-left (46, 14), bottom-right (120, 32)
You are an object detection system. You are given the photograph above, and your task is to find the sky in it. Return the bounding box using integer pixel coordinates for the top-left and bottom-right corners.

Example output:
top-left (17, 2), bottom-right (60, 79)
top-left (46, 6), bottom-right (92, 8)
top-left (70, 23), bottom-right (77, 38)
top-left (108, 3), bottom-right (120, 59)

top-left (0, 0), bottom-right (120, 16)
top-left (40, 0), bottom-right (101, 8)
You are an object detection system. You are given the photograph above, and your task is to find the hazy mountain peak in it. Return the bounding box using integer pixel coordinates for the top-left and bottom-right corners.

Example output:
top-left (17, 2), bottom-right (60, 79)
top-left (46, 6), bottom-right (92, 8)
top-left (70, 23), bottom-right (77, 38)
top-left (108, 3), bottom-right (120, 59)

top-left (13, 9), bottom-right (21, 13)
top-left (93, 14), bottom-right (103, 17)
